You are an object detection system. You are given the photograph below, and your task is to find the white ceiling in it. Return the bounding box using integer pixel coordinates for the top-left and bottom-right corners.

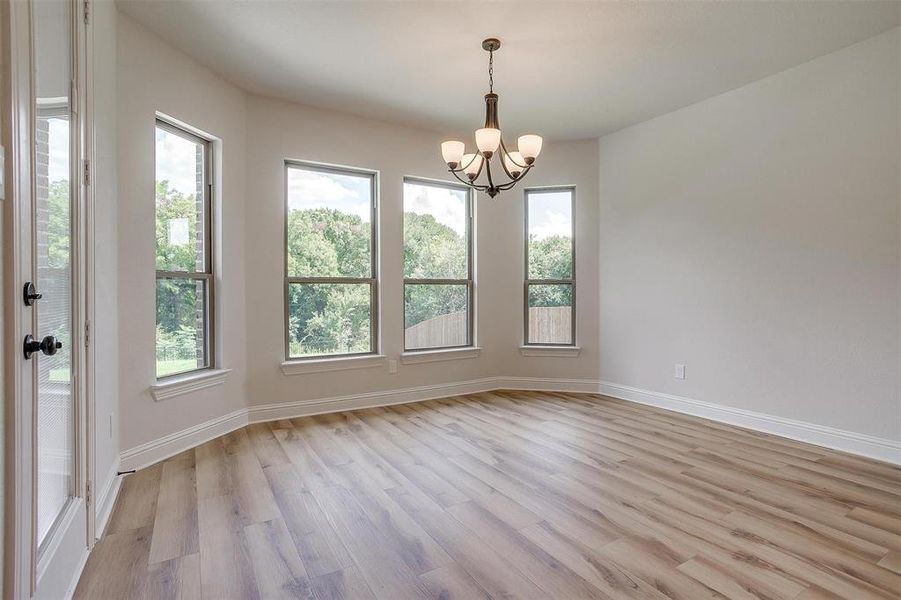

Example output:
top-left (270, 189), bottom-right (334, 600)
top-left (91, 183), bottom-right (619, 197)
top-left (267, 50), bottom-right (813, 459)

top-left (117, 1), bottom-right (900, 141)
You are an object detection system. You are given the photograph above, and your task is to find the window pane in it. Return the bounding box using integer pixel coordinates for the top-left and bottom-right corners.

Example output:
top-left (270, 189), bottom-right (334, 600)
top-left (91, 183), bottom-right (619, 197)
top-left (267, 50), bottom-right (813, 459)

top-left (405, 284), bottom-right (468, 350)
top-left (36, 114), bottom-right (73, 548)
top-left (156, 126), bottom-right (206, 272)
top-left (527, 284), bottom-right (572, 345)
top-left (34, 0), bottom-right (74, 547)
top-left (527, 190), bottom-right (573, 279)
top-left (404, 181), bottom-right (468, 279)
top-left (287, 166), bottom-right (372, 278)
top-left (288, 283), bottom-right (372, 357)
top-left (156, 278), bottom-right (208, 377)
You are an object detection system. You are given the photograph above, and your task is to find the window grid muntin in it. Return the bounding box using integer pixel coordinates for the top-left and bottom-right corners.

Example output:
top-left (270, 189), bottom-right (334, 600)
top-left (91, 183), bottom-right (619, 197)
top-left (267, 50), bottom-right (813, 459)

top-left (524, 186), bottom-right (576, 347)
top-left (402, 177), bottom-right (474, 352)
top-left (284, 160), bottom-right (379, 360)
top-left (154, 119), bottom-right (214, 379)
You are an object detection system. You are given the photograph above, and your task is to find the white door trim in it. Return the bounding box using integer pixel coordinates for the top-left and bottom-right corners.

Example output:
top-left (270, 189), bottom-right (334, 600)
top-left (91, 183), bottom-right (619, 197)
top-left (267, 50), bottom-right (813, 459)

top-left (4, 0), bottom-right (95, 596)
top-left (6, 1), bottom-right (37, 595)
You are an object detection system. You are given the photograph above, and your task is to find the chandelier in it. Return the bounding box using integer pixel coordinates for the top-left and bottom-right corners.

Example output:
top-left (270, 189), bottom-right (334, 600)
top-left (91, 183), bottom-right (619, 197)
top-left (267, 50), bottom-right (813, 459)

top-left (440, 38), bottom-right (543, 198)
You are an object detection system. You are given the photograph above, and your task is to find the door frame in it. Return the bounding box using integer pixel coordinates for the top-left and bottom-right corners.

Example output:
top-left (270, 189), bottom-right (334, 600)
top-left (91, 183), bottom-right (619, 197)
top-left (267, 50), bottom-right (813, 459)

top-left (4, 0), bottom-right (96, 596)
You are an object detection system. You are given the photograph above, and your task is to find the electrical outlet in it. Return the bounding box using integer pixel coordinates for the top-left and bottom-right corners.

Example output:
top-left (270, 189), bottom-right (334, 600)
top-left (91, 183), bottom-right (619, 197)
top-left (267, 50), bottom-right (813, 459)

top-left (388, 359), bottom-right (398, 374)
top-left (674, 364), bottom-right (686, 380)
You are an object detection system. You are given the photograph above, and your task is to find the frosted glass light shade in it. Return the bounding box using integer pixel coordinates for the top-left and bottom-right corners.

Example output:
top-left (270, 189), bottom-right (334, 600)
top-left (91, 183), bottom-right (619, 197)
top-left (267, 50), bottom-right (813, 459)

top-left (441, 141), bottom-right (465, 167)
top-left (518, 134), bottom-right (543, 163)
top-left (475, 128), bottom-right (501, 155)
top-left (461, 153), bottom-right (483, 178)
top-left (503, 151), bottom-right (525, 177)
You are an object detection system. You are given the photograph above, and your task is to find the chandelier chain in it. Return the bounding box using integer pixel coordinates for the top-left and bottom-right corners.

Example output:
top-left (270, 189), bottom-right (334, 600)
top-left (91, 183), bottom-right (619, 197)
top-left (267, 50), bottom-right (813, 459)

top-left (488, 48), bottom-right (494, 93)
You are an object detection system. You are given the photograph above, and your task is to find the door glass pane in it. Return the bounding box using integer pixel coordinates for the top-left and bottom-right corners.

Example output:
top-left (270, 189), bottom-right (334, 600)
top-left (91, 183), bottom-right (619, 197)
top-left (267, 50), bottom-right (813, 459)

top-left (155, 126), bottom-right (206, 272)
top-left (34, 0), bottom-right (73, 549)
top-left (405, 284), bottom-right (468, 350)
top-left (403, 181), bottom-right (468, 279)
top-left (527, 284), bottom-right (573, 345)
top-left (286, 166), bottom-right (372, 278)
top-left (287, 283), bottom-right (372, 357)
top-left (156, 278), bottom-right (209, 377)
top-left (527, 190), bottom-right (573, 279)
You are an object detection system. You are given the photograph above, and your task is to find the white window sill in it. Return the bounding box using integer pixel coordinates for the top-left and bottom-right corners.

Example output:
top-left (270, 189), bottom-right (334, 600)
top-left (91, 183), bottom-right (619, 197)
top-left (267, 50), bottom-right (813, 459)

top-left (401, 347), bottom-right (482, 365)
top-left (151, 368), bottom-right (231, 402)
top-left (280, 354), bottom-right (387, 376)
top-left (519, 345), bottom-right (581, 358)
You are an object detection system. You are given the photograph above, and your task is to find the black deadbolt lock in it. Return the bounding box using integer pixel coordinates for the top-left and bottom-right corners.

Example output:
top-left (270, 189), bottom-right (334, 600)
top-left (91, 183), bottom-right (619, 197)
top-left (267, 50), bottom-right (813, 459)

top-left (23, 334), bottom-right (63, 360)
top-left (23, 282), bottom-right (42, 306)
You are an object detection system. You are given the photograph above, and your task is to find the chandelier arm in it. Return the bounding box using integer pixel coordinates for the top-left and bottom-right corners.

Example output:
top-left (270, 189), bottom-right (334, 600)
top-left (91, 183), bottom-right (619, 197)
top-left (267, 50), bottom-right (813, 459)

top-left (499, 138), bottom-right (530, 170)
top-left (497, 141), bottom-right (516, 180)
top-left (473, 154), bottom-right (486, 181)
top-left (497, 164), bottom-right (533, 190)
top-left (458, 154), bottom-right (477, 171)
top-left (449, 168), bottom-right (488, 191)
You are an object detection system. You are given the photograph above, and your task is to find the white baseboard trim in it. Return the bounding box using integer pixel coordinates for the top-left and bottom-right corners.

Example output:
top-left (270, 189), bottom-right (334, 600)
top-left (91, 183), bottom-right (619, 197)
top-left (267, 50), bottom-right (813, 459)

top-left (63, 547), bottom-right (91, 600)
top-left (119, 376), bottom-right (900, 471)
top-left (247, 377), bottom-right (501, 424)
top-left (498, 376), bottom-right (600, 393)
top-left (94, 461), bottom-right (122, 540)
top-left (120, 408), bottom-right (248, 471)
top-left (598, 381), bottom-right (901, 466)
top-left (119, 376), bottom-right (598, 470)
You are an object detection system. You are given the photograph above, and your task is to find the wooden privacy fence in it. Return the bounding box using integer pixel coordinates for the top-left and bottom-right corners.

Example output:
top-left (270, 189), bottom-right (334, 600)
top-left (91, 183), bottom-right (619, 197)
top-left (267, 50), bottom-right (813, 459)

top-left (404, 306), bottom-right (571, 347)
top-left (528, 306), bottom-right (572, 344)
top-left (405, 311), bottom-right (468, 348)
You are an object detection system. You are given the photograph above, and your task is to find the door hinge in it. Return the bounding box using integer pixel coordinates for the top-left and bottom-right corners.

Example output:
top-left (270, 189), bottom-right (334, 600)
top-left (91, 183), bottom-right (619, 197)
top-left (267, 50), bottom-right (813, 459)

top-left (83, 0), bottom-right (90, 25)
top-left (83, 160), bottom-right (91, 187)
top-left (84, 319), bottom-right (90, 348)
top-left (86, 480), bottom-right (93, 507)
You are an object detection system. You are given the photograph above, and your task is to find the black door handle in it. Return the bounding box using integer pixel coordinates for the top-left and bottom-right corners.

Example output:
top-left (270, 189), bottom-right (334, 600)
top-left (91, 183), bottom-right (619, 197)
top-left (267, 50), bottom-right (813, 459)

top-left (23, 334), bottom-right (63, 359)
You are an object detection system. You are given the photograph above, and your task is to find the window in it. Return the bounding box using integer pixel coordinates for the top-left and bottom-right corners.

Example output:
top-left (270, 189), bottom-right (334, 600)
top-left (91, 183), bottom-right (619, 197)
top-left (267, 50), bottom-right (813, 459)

top-left (285, 162), bottom-right (378, 359)
top-left (155, 119), bottom-right (214, 378)
top-left (403, 178), bottom-right (473, 351)
top-left (524, 187), bottom-right (575, 345)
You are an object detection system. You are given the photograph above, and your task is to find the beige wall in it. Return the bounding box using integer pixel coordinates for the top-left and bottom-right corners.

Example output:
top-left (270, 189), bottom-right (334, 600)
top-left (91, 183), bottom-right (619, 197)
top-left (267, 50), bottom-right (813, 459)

top-left (597, 28), bottom-right (901, 441)
top-left (243, 97), bottom-right (599, 407)
top-left (115, 13), bottom-right (599, 452)
top-left (116, 13), bottom-right (248, 451)
top-left (112, 11), bottom-right (898, 456)
top-left (92, 0), bottom-right (120, 511)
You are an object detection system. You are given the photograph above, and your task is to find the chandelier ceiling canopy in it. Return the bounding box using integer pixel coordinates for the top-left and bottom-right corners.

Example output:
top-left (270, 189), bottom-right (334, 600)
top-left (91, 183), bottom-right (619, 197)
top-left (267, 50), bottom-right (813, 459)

top-left (440, 38), bottom-right (543, 198)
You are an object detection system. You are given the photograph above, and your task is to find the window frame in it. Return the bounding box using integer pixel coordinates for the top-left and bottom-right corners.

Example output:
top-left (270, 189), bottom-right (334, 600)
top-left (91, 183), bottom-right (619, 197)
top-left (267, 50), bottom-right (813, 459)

top-left (283, 160), bottom-right (380, 361)
top-left (523, 185), bottom-right (576, 347)
top-left (402, 176), bottom-right (475, 353)
top-left (154, 117), bottom-right (215, 380)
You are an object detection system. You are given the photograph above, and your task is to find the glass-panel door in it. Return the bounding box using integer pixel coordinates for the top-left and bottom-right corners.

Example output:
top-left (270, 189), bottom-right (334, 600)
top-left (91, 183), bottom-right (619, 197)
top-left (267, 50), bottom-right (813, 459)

top-left (33, 0), bottom-right (75, 552)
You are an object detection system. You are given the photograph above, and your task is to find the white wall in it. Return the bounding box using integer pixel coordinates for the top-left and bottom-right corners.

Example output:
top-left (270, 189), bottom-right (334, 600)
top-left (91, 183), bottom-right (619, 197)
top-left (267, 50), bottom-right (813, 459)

top-left (113, 11), bottom-right (897, 459)
top-left (116, 13), bottom-right (248, 452)
top-left (491, 138), bottom-right (599, 380)
top-left (113, 13), bottom-right (599, 453)
top-left (597, 28), bottom-right (901, 441)
top-left (244, 97), bottom-right (600, 407)
top-left (92, 0), bottom-right (120, 516)
top-left (114, 13), bottom-right (599, 453)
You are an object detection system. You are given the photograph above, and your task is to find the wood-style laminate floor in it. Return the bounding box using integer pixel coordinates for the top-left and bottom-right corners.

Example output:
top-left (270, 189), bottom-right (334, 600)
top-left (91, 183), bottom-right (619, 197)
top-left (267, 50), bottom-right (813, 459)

top-left (75, 391), bottom-right (901, 599)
